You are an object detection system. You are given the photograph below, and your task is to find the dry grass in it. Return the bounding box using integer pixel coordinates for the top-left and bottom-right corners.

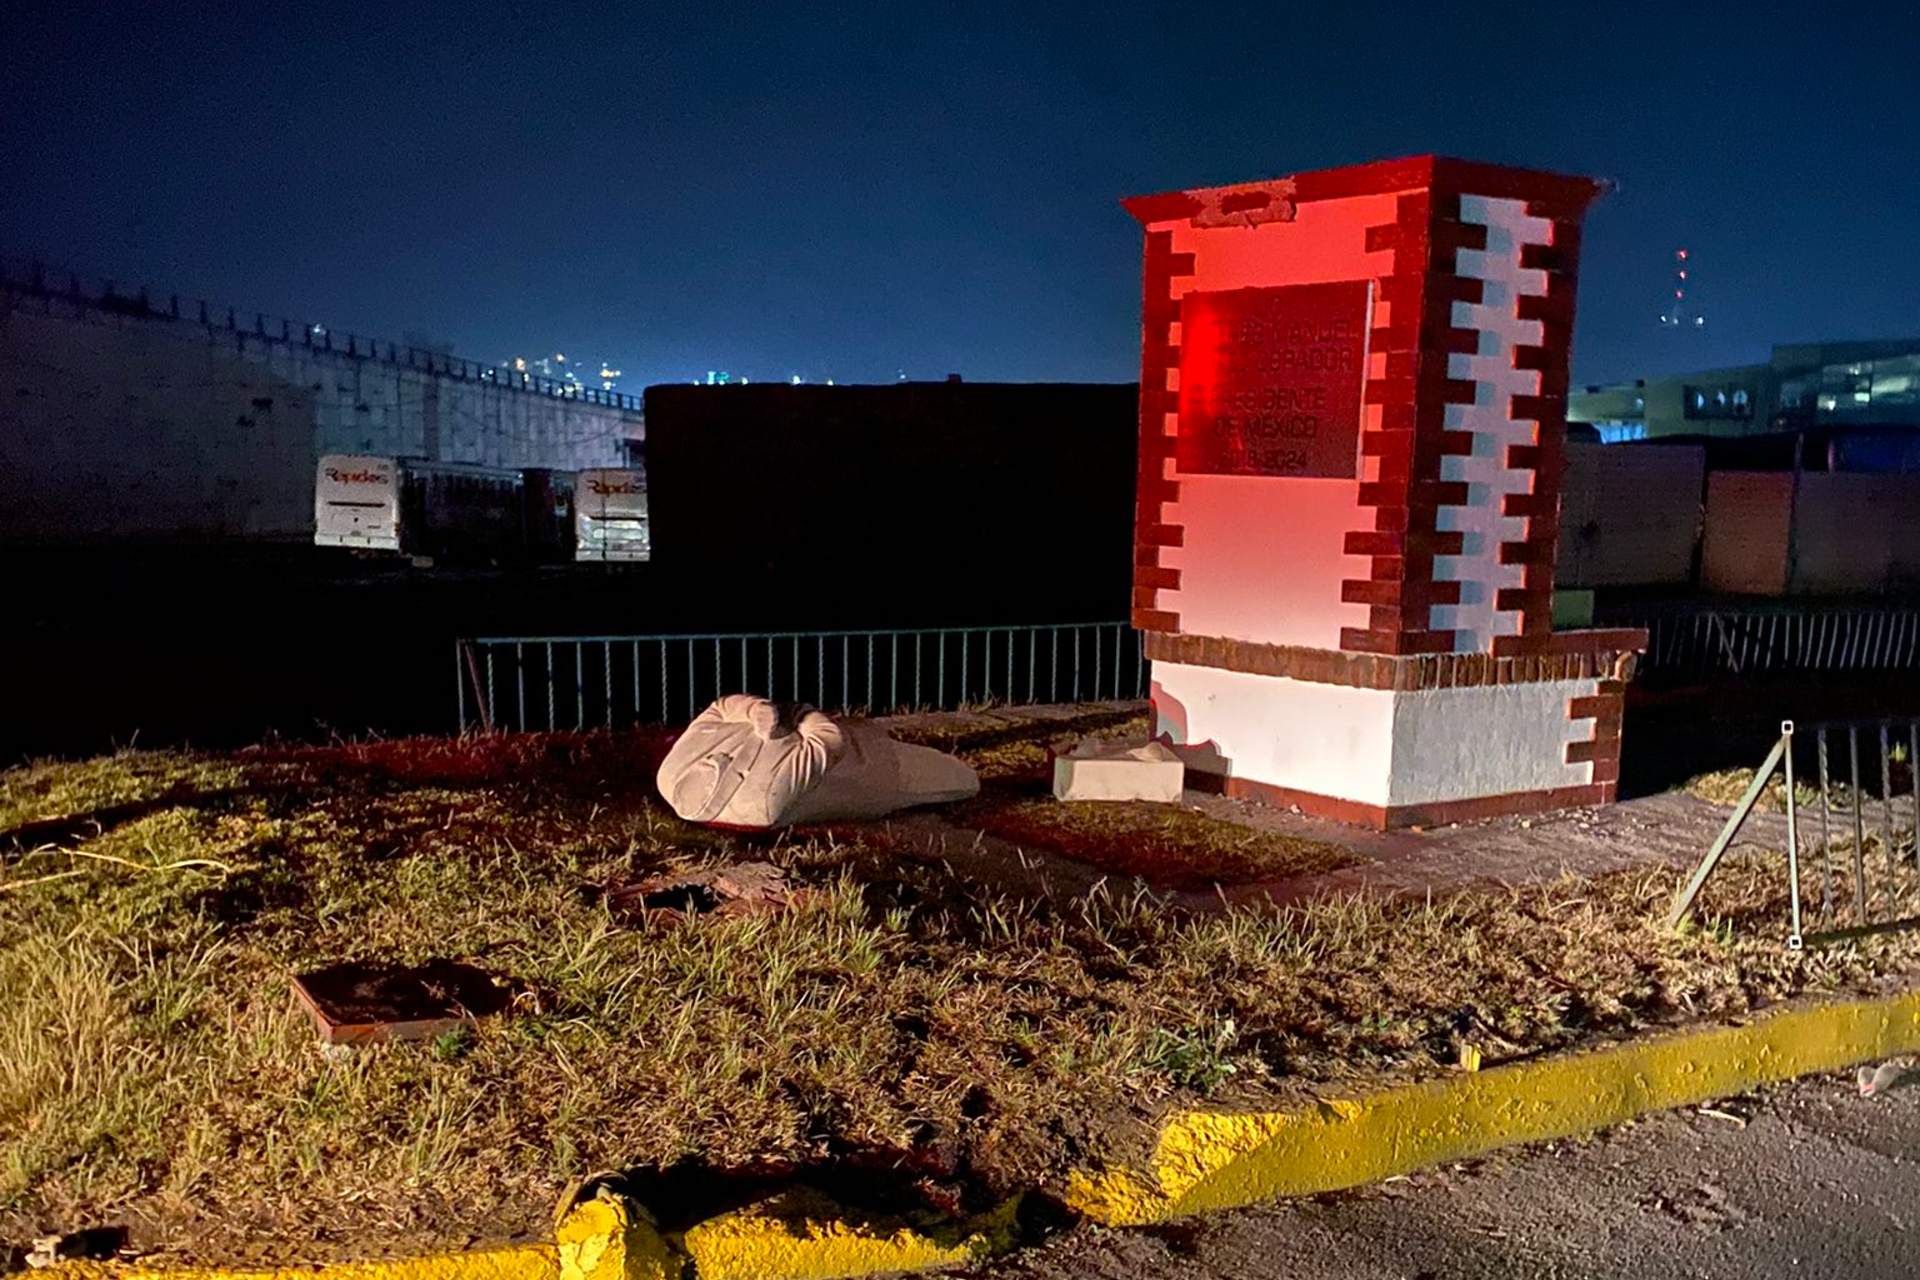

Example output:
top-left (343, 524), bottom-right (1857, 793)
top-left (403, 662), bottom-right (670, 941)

top-left (4, 726), bottom-right (1920, 1265)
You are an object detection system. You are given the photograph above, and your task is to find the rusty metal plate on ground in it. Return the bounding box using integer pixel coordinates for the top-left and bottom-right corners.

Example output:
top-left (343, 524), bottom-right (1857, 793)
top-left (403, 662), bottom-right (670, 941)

top-left (290, 959), bottom-right (514, 1045)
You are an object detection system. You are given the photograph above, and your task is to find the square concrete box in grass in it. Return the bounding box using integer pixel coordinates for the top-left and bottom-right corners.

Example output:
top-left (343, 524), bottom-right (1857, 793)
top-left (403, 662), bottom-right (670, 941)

top-left (1124, 155), bottom-right (1647, 829)
top-left (1053, 738), bottom-right (1186, 802)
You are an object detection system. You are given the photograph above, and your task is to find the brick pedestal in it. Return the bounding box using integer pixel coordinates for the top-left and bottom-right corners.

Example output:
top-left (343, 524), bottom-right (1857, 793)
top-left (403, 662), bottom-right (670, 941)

top-left (1124, 154), bottom-right (1645, 828)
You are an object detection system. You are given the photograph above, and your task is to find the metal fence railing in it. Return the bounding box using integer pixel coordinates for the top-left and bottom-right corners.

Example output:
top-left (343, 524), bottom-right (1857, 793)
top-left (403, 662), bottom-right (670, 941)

top-left (456, 623), bottom-right (1148, 734)
top-left (1622, 605), bottom-right (1920, 680)
top-left (1670, 716), bottom-right (1920, 948)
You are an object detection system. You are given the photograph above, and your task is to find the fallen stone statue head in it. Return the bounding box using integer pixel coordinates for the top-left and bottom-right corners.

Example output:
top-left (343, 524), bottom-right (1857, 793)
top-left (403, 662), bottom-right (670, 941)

top-left (655, 694), bottom-right (980, 828)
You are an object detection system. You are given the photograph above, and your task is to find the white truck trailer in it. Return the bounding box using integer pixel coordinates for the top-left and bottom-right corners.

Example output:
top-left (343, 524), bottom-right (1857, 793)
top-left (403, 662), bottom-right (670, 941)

top-left (573, 467), bottom-right (650, 562)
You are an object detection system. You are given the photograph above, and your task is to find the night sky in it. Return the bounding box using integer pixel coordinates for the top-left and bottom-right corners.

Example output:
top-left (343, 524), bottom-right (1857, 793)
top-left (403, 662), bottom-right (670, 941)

top-left (5, 2), bottom-right (1916, 390)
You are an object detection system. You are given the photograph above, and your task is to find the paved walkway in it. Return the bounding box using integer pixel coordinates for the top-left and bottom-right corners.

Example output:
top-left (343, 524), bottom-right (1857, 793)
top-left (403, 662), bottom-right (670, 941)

top-left (868, 700), bottom-right (1874, 910)
top-left (1199, 788), bottom-right (1789, 906)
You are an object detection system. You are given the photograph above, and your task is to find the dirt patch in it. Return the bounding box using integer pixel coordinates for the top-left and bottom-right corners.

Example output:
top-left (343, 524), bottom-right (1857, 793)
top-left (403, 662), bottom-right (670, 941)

top-left (961, 797), bottom-right (1359, 889)
top-left (901, 706), bottom-right (1359, 888)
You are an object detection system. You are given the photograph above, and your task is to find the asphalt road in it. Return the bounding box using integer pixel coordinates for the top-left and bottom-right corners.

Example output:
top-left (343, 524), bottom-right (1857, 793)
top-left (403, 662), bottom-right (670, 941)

top-left (972, 1068), bottom-right (1920, 1280)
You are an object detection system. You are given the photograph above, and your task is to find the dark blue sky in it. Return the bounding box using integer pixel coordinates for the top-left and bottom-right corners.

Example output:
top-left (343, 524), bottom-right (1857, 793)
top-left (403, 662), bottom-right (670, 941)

top-left (5, 2), bottom-right (1916, 389)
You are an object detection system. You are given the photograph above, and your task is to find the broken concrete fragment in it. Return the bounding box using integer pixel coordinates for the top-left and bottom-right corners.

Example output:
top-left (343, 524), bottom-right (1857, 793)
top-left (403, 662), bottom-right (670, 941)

top-left (1052, 738), bottom-right (1185, 803)
top-left (24, 1227), bottom-right (125, 1269)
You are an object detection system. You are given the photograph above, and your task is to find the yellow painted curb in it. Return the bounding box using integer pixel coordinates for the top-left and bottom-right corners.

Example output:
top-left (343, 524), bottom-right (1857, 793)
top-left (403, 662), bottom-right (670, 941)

top-left (44, 1192), bottom-right (674, 1280)
top-left (556, 1189), bottom-right (677, 1280)
top-left (680, 1189), bottom-right (1017, 1280)
top-left (44, 1243), bottom-right (563, 1280)
top-left (1067, 987), bottom-right (1920, 1224)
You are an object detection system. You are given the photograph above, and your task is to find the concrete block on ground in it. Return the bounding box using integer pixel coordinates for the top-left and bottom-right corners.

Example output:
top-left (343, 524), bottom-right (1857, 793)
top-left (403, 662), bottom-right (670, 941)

top-left (1052, 738), bottom-right (1185, 803)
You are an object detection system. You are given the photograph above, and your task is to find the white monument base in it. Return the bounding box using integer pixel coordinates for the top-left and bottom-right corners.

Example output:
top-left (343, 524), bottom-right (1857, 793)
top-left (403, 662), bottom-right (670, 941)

top-left (1150, 659), bottom-right (1615, 828)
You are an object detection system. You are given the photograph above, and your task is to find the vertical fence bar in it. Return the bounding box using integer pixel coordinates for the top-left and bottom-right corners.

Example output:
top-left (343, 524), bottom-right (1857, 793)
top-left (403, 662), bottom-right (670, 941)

top-left (1851, 726), bottom-right (1868, 922)
top-left (483, 646), bottom-right (495, 732)
top-left (1028, 628), bottom-right (1037, 704)
top-left (1911, 720), bottom-right (1920, 875)
top-left (1073, 627), bottom-right (1083, 701)
top-left (546, 641), bottom-right (556, 730)
top-left (713, 641), bottom-right (721, 708)
top-left (767, 639), bottom-right (774, 703)
top-left (456, 642), bottom-right (467, 733)
top-left (517, 642), bottom-right (527, 732)
top-left (741, 636), bottom-right (749, 696)
top-left (937, 632), bottom-right (947, 709)
top-left (604, 642), bottom-right (613, 728)
top-left (891, 633), bottom-right (899, 712)
top-left (574, 643), bottom-right (585, 731)
top-left (960, 630), bottom-right (970, 707)
top-left (841, 634), bottom-right (849, 713)
top-left (659, 642), bottom-right (669, 724)
top-left (791, 635), bottom-right (799, 704)
top-left (1785, 722), bottom-right (1803, 948)
top-left (686, 639), bottom-right (695, 721)
top-left (817, 636), bottom-right (826, 707)
top-left (1883, 722), bottom-right (1898, 909)
top-left (867, 634), bottom-right (875, 712)
top-left (632, 641), bottom-right (641, 728)
top-left (915, 632), bottom-right (924, 710)
top-left (1098, 621), bottom-right (1113, 702)
top-left (1051, 628), bottom-right (1060, 703)
top-left (1819, 727), bottom-right (1835, 927)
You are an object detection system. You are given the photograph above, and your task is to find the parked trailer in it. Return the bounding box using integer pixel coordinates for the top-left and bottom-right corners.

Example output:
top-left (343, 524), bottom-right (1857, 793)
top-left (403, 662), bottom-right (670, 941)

top-left (574, 467), bottom-right (650, 562)
top-left (313, 455), bottom-right (573, 564)
top-left (314, 454), bottom-right (401, 551)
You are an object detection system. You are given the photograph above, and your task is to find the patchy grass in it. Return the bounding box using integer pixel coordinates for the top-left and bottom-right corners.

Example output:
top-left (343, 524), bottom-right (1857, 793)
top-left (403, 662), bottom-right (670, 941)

top-left (1685, 761), bottom-right (1914, 816)
top-left (4, 726), bottom-right (1920, 1265)
top-left (1684, 765), bottom-right (1811, 813)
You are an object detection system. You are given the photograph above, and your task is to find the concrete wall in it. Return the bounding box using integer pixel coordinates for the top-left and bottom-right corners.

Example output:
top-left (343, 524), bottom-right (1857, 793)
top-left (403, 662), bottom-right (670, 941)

top-left (1698, 469), bottom-right (1920, 596)
top-left (0, 289), bottom-right (640, 542)
top-left (1701, 471), bottom-right (1793, 595)
top-left (1556, 442), bottom-right (1706, 586)
top-left (1791, 472), bottom-right (1920, 594)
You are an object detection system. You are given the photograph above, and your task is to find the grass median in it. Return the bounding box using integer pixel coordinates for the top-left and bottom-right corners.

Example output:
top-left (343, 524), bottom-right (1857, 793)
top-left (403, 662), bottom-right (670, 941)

top-left (4, 721), bottom-right (1917, 1264)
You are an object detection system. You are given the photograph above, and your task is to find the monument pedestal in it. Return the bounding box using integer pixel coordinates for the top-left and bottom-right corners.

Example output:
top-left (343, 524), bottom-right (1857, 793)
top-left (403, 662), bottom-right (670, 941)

top-left (1123, 155), bottom-right (1645, 829)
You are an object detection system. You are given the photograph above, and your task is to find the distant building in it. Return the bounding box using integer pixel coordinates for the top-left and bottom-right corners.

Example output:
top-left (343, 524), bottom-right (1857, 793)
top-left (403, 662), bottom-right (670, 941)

top-left (503, 352), bottom-right (626, 394)
top-left (0, 261), bottom-right (642, 543)
top-left (1570, 340), bottom-right (1920, 459)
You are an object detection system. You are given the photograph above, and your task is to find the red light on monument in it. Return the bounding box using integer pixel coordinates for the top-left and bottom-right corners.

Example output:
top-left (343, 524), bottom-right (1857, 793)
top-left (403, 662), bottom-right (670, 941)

top-left (1176, 282), bottom-right (1370, 479)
